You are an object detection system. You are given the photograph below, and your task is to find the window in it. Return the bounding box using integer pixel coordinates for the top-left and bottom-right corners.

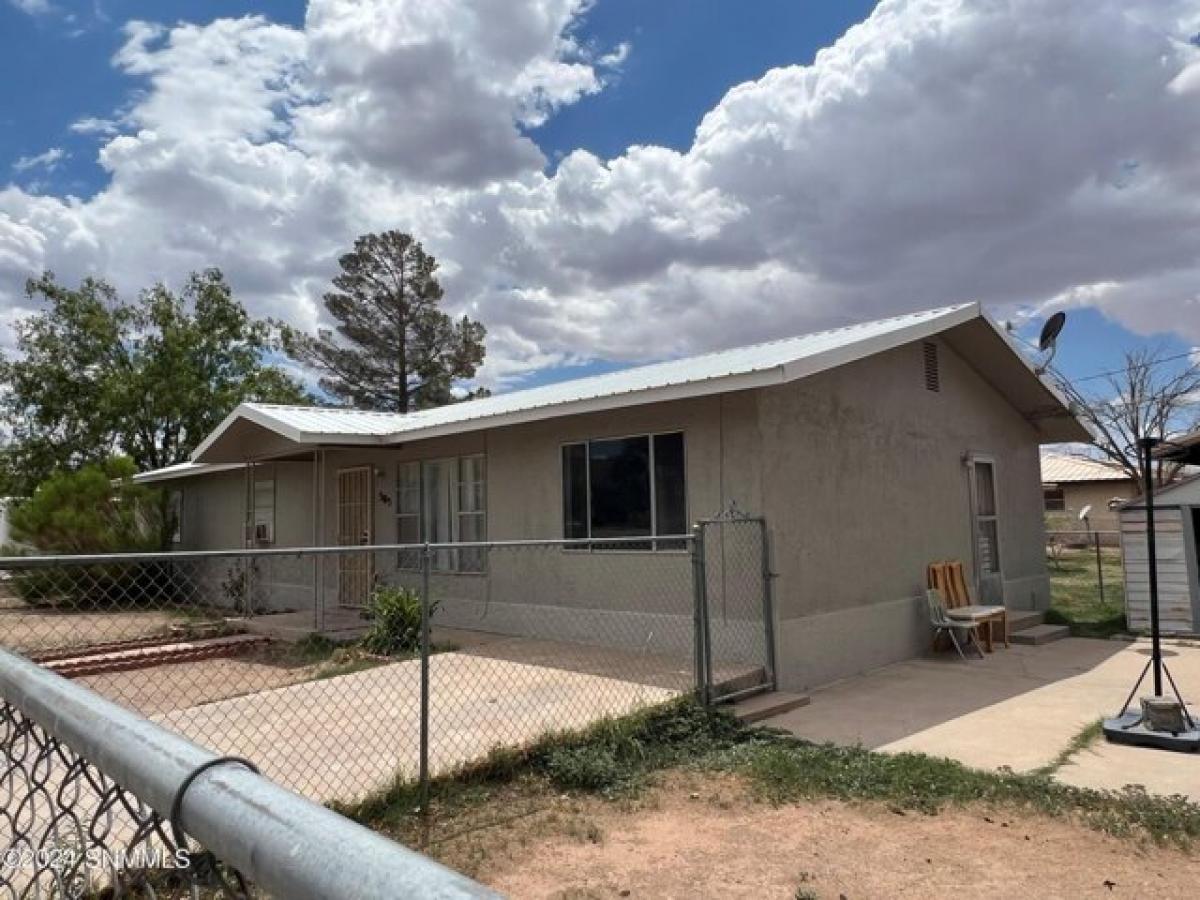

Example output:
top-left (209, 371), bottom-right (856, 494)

top-left (396, 461), bottom-right (421, 569)
top-left (250, 478), bottom-right (275, 545)
top-left (562, 432), bottom-right (686, 550)
top-left (970, 459), bottom-right (1000, 575)
top-left (1043, 486), bottom-right (1065, 511)
top-left (396, 455), bottom-right (486, 572)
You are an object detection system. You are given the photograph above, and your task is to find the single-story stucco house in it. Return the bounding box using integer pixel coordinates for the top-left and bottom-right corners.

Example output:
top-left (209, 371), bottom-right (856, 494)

top-left (134, 302), bottom-right (1086, 690)
top-left (1041, 452), bottom-right (1135, 535)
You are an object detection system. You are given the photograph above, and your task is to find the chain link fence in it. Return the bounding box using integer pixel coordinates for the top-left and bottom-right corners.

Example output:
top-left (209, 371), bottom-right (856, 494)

top-left (1, 531), bottom-right (769, 805)
top-left (0, 646), bottom-right (496, 899)
top-left (1, 529), bottom-right (772, 891)
top-left (695, 516), bottom-right (775, 702)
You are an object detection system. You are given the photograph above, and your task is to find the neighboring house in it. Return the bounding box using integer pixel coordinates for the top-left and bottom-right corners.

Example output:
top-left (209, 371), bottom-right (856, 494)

top-left (1119, 474), bottom-right (1200, 635)
top-left (134, 303), bottom-right (1085, 690)
top-left (1041, 453), bottom-right (1136, 534)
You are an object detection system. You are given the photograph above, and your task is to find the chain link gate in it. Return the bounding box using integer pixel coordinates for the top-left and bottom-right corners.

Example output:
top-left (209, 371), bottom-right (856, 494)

top-left (692, 511), bottom-right (776, 704)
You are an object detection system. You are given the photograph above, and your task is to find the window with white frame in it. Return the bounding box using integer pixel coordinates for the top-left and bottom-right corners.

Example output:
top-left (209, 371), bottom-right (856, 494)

top-left (396, 455), bottom-right (487, 572)
top-left (970, 458), bottom-right (1001, 575)
top-left (562, 432), bottom-right (686, 550)
top-left (250, 477), bottom-right (275, 545)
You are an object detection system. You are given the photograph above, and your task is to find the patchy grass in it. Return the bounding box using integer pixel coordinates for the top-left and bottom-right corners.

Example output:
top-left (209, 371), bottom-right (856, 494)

top-left (249, 634), bottom-right (459, 683)
top-left (1031, 718), bottom-right (1105, 778)
top-left (724, 734), bottom-right (1200, 848)
top-left (1046, 546), bottom-right (1127, 638)
top-left (341, 699), bottom-right (1200, 855)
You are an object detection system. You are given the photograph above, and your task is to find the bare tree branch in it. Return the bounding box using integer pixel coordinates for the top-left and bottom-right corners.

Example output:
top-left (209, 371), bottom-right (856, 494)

top-left (1052, 347), bottom-right (1200, 487)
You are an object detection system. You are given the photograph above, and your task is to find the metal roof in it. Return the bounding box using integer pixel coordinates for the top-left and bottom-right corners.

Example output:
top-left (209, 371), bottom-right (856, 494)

top-left (186, 301), bottom-right (1086, 465)
top-left (131, 462), bottom-right (245, 484)
top-left (1040, 453), bottom-right (1132, 485)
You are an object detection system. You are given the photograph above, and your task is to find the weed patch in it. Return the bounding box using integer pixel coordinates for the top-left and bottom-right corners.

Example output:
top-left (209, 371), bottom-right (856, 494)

top-left (341, 699), bottom-right (1200, 852)
top-left (726, 732), bottom-right (1200, 848)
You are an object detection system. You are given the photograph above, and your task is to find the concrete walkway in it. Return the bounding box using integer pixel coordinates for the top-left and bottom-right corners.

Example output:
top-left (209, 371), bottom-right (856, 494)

top-left (155, 650), bottom-right (676, 804)
top-left (762, 637), bottom-right (1200, 800)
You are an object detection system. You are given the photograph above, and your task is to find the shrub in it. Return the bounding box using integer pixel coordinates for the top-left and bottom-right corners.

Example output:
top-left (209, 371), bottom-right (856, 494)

top-left (360, 586), bottom-right (431, 655)
top-left (3, 458), bottom-right (175, 608)
top-left (544, 745), bottom-right (624, 791)
top-left (221, 559), bottom-right (261, 614)
top-left (7, 457), bottom-right (164, 554)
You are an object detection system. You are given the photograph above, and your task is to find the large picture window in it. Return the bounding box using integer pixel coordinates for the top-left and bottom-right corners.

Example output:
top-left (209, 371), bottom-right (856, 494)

top-left (562, 432), bottom-right (686, 550)
top-left (396, 455), bottom-right (487, 572)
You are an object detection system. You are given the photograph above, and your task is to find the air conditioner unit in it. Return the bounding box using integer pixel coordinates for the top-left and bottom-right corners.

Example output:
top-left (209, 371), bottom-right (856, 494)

top-left (254, 522), bottom-right (273, 543)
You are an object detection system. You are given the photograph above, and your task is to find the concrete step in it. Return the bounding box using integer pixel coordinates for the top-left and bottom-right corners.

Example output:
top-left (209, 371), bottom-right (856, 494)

top-left (1010, 623), bottom-right (1070, 646)
top-left (711, 666), bottom-right (768, 699)
top-left (726, 690), bottom-right (811, 724)
top-left (1007, 610), bottom-right (1045, 633)
top-left (44, 634), bottom-right (269, 678)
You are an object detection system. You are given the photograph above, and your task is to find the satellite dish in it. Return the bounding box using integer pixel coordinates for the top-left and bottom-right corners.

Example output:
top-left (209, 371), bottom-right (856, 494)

top-left (1039, 312), bottom-right (1066, 352)
top-left (1034, 311), bottom-right (1067, 375)
top-left (1079, 504), bottom-right (1092, 521)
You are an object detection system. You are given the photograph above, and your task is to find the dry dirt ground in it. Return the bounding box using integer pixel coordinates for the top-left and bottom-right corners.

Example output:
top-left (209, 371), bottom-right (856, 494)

top-left (0, 595), bottom-right (181, 656)
top-left (414, 771), bottom-right (1200, 900)
top-left (76, 654), bottom-right (322, 715)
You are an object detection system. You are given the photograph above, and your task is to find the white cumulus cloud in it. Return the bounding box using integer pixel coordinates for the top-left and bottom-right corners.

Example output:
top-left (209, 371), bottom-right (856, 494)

top-left (2, 0), bottom-right (1200, 382)
top-left (12, 147), bottom-right (66, 173)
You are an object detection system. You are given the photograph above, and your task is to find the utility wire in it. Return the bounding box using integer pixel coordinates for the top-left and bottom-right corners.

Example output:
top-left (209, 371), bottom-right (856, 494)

top-left (1065, 348), bottom-right (1198, 385)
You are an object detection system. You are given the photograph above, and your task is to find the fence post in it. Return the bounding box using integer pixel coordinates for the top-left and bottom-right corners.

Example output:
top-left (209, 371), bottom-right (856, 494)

top-left (245, 551), bottom-right (256, 617)
top-left (758, 518), bottom-right (778, 691)
top-left (1093, 529), bottom-right (1106, 606)
top-left (419, 542), bottom-right (432, 812)
top-left (690, 522), bottom-right (710, 706)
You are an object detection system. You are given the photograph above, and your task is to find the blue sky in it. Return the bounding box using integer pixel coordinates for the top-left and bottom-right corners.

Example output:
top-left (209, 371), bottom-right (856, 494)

top-left (1, 0), bottom-right (1198, 397)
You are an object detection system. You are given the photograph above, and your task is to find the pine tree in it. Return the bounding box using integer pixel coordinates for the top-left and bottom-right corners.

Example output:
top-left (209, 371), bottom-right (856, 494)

top-left (282, 231), bottom-right (487, 411)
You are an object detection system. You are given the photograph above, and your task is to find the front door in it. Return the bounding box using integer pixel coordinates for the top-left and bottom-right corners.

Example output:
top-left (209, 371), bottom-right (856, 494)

top-left (337, 466), bottom-right (374, 607)
top-left (968, 456), bottom-right (1004, 603)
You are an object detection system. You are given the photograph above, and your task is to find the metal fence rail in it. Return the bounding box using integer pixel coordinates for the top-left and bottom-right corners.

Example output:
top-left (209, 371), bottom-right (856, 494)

top-left (0, 646), bottom-right (497, 899)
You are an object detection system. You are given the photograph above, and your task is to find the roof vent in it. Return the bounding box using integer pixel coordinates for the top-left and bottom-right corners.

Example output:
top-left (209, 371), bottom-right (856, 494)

top-left (923, 341), bottom-right (940, 392)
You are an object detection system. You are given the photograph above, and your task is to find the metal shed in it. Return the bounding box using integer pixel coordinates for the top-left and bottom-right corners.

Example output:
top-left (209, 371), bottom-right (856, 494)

top-left (1119, 475), bottom-right (1200, 634)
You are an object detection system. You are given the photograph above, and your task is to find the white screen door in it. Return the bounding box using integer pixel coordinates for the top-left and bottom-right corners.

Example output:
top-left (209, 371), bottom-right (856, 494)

top-left (337, 466), bottom-right (374, 607)
top-left (969, 457), bottom-right (1003, 603)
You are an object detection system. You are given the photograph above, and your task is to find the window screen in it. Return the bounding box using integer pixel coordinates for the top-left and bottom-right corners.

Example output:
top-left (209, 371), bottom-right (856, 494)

top-left (973, 460), bottom-right (1000, 574)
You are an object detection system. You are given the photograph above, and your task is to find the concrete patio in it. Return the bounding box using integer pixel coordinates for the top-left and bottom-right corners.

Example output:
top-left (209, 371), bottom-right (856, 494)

top-left (762, 636), bottom-right (1200, 800)
top-left (155, 650), bottom-right (678, 804)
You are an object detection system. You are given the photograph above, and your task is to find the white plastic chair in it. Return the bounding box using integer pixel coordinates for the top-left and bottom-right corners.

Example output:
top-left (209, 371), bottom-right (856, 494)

top-left (926, 588), bottom-right (983, 661)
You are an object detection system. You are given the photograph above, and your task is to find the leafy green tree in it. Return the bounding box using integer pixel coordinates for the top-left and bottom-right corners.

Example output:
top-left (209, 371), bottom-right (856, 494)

top-left (0, 269), bottom-right (308, 494)
top-left (6, 457), bottom-right (161, 554)
top-left (281, 231), bottom-right (487, 411)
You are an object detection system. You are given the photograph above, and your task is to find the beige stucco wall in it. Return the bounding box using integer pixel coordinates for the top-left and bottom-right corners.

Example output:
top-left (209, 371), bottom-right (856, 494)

top-left (313, 395), bottom-right (757, 659)
top-left (760, 337), bottom-right (1049, 689)
top-left (175, 461), bottom-right (316, 611)
top-left (171, 336), bottom-right (1052, 690)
